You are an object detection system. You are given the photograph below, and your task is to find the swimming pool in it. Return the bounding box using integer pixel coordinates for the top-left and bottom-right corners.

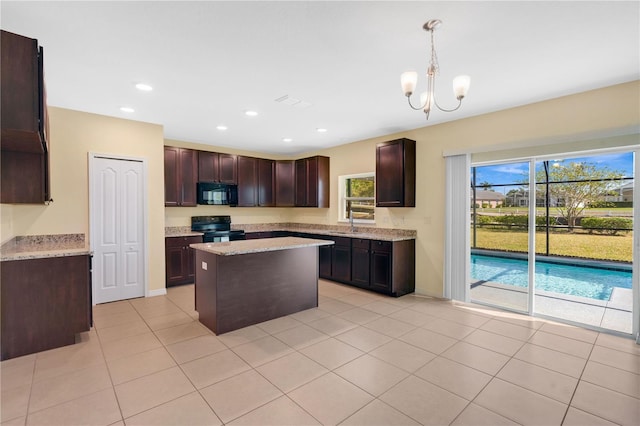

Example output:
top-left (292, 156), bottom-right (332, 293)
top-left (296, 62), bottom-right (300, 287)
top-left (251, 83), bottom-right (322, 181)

top-left (470, 254), bottom-right (632, 301)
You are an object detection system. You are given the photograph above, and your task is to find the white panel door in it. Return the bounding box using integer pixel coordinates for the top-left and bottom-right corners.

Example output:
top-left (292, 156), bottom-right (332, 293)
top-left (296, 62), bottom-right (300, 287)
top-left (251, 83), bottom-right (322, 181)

top-left (92, 156), bottom-right (145, 304)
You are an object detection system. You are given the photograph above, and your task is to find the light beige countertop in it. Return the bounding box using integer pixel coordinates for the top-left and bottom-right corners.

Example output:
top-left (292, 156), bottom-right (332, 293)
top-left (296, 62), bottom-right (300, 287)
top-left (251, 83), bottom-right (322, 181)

top-left (283, 227), bottom-right (415, 241)
top-left (1, 234), bottom-right (91, 261)
top-left (165, 226), bottom-right (204, 238)
top-left (191, 237), bottom-right (333, 256)
top-left (165, 223), bottom-right (416, 241)
top-left (236, 223), bottom-right (416, 242)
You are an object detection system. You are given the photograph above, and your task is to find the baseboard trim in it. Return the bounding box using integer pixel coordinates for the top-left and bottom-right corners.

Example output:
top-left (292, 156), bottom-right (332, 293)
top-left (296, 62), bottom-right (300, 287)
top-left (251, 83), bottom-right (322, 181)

top-left (148, 288), bottom-right (167, 298)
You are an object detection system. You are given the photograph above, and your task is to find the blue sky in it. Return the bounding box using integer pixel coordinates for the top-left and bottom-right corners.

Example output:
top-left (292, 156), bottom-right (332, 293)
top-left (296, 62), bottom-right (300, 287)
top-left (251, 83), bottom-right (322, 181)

top-left (474, 152), bottom-right (634, 191)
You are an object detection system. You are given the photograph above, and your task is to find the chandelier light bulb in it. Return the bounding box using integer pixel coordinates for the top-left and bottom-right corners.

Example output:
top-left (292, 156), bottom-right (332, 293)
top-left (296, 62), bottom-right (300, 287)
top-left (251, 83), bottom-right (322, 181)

top-left (401, 71), bottom-right (418, 96)
top-left (419, 91), bottom-right (429, 109)
top-left (453, 75), bottom-right (471, 100)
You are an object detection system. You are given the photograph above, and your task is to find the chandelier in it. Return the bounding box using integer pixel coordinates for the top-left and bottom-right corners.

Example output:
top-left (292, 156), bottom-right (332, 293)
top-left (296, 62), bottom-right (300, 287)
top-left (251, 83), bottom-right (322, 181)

top-left (401, 19), bottom-right (470, 120)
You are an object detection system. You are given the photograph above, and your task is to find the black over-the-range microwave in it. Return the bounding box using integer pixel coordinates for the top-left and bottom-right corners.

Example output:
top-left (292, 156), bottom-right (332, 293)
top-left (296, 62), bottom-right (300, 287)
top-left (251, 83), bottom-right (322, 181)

top-left (197, 182), bottom-right (238, 206)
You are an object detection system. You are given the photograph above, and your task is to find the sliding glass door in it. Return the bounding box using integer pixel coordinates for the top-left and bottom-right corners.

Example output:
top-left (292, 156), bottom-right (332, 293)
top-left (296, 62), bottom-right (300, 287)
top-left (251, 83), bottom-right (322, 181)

top-left (469, 151), bottom-right (635, 335)
top-left (470, 160), bottom-right (530, 313)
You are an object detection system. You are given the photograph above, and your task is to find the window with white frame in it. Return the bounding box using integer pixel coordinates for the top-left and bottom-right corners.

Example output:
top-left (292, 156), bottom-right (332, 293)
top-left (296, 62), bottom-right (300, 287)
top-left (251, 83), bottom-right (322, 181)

top-left (338, 173), bottom-right (375, 223)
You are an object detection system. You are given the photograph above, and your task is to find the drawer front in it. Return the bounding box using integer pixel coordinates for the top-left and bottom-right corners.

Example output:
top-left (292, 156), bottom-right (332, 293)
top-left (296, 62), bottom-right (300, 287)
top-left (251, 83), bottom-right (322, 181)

top-left (333, 236), bottom-right (351, 247)
top-left (351, 238), bottom-right (370, 249)
top-left (185, 236), bottom-right (203, 245)
top-left (166, 236), bottom-right (203, 247)
top-left (370, 240), bottom-right (391, 253)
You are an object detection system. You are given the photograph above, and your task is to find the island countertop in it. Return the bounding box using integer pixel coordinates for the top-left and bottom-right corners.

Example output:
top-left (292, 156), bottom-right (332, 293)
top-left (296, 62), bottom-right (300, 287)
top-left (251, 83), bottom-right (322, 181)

top-left (190, 236), bottom-right (333, 256)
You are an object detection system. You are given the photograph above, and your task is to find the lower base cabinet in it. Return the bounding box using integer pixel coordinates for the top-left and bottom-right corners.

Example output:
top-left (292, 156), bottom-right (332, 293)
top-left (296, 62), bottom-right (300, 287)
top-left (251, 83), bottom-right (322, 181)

top-left (351, 239), bottom-right (371, 286)
top-left (320, 236), bottom-right (415, 297)
top-left (354, 239), bottom-right (415, 297)
top-left (166, 236), bottom-right (202, 286)
top-left (241, 231), bottom-right (415, 297)
top-left (245, 231), bottom-right (275, 239)
top-left (319, 243), bottom-right (332, 278)
top-left (0, 255), bottom-right (92, 360)
top-left (319, 236), bottom-right (351, 282)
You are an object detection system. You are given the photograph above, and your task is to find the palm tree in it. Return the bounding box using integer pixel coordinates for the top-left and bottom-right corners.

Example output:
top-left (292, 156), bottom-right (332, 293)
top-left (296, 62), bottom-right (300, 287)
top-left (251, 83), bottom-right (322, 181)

top-left (479, 181), bottom-right (493, 190)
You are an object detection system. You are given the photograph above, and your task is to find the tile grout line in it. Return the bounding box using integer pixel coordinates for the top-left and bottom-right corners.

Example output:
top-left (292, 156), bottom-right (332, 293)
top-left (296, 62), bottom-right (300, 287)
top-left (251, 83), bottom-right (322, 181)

top-left (559, 335), bottom-right (598, 425)
top-left (21, 352), bottom-right (38, 426)
top-left (95, 300), bottom-right (134, 425)
top-left (9, 281), bottom-right (637, 426)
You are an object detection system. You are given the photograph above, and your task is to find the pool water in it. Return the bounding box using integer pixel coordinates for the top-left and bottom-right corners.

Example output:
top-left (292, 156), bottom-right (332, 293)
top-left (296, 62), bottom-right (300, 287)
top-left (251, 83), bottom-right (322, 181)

top-left (470, 254), bottom-right (632, 301)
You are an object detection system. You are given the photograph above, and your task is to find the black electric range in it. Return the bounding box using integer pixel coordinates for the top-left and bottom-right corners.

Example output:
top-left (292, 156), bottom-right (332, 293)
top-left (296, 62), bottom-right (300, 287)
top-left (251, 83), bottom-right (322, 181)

top-left (191, 216), bottom-right (245, 243)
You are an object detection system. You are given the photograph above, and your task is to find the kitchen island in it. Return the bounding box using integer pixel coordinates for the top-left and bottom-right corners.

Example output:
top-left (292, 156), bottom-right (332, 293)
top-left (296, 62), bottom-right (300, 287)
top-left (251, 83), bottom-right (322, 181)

top-left (190, 237), bottom-right (333, 334)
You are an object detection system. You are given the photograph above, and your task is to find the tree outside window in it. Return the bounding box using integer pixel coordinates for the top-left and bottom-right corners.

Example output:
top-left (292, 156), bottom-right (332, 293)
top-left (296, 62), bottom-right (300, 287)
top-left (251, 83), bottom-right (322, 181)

top-left (339, 173), bottom-right (375, 222)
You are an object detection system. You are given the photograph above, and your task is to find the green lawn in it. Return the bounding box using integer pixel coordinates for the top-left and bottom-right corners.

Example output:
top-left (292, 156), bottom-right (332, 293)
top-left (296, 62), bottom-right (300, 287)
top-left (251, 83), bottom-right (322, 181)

top-left (475, 207), bottom-right (633, 216)
top-left (472, 228), bottom-right (633, 262)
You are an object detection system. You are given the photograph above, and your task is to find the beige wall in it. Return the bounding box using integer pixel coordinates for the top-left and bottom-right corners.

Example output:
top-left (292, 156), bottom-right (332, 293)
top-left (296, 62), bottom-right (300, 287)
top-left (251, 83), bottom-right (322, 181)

top-left (289, 81), bottom-right (640, 297)
top-left (4, 107), bottom-right (167, 292)
top-left (4, 81), bottom-right (638, 299)
top-left (162, 81), bottom-right (639, 297)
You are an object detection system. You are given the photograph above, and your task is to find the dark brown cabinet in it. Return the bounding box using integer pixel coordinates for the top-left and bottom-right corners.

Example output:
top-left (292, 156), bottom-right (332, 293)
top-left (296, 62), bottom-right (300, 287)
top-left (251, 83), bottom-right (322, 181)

top-left (319, 243), bottom-right (332, 278)
top-left (218, 153), bottom-right (238, 184)
top-left (222, 229), bottom-right (415, 297)
top-left (275, 160), bottom-right (295, 207)
top-left (164, 147), bottom-right (197, 207)
top-left (376, 138), bottom-right (416, 207)
top-left (237, 156), bottom-right (258, 207)
top-left (295, 156), bottom-right (330, 207)
top-left (165, 236), bottom-right (202, 286)
top-left (166, 148), bottom-right (329, 209)
top-left (319, 236), bottom-right (351, 282)
top-left (245, 231), bottom-right (275, 239)
top-left (370, 240), bottom-right (393, 292)
top-left (332, 237), bottom-right (352, 282)
top-left (1, 255), bottom-right (91, 360)
top-left (1, 30), bottom-right (50, 204)
top-left (332, 236), bottom-right (415, 297)
top-left (1, 30), bottom-right (47, 153)
top-left (351, 238), bottom-right (371, 286)
top-left (258, 159), bottom-right (275, 207)
top-left (372, 239), bottom-right (415, 296)
top-left (198, 151), bottom-right (237, 184)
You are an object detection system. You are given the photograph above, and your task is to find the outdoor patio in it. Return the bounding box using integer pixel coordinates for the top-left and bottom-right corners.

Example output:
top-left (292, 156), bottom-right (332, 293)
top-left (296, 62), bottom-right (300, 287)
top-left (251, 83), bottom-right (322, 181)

top-left (471, 282), bottom-right (633, 334)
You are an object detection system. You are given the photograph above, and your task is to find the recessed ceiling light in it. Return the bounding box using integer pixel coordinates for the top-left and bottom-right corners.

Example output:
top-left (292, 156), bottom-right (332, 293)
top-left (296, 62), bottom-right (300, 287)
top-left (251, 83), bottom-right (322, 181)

top-left (120, 107), bottom-right (135, 113)
top-left (135, 83), bottom-right (153, 91)
top-left (283, 138), bottom-right (293, 142)
top-left (216, 125), bottom-right (228, 131)
top-left (316, 128), bottom-right (327, 133)
top-left (245, 110), bottom-right (258, 117)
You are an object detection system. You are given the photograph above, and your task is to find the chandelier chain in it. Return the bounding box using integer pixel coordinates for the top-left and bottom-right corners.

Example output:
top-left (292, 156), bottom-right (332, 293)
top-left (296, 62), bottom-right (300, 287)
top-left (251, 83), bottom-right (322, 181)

top-left (429, 28), bottom-right (439, 75)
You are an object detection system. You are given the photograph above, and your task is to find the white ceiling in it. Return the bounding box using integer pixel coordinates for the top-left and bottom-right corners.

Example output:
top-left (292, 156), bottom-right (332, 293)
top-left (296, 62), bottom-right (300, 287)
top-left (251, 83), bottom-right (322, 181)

top-left (2, 1), bottom-right (639, 155)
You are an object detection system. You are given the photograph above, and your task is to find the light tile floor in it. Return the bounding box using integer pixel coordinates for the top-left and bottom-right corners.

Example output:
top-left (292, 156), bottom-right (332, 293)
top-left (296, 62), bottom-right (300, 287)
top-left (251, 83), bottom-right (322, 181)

top-left (1, 280), bottom-right (639, 425)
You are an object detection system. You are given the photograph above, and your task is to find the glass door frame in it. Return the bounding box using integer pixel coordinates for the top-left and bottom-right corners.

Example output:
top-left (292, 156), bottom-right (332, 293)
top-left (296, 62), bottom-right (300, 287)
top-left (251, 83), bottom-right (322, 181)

top-left (469, 148), bottom-right (639, 339)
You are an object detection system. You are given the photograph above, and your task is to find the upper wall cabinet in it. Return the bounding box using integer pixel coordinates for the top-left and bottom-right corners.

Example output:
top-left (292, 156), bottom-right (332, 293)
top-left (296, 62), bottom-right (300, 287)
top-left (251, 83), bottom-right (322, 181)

top-left (295, 156), bottom-right (330, 208)
top-left (164, 147), bottom-right (331, 209)
top-left (1, 30), bottom-right (50, 204)
top-left (376, 138), bottom-right (416, 207)
top-left (275, 160), bottom-right (295, 207)
top-left (237, 155), bottom-right (258, 207)
top-left (165, 147), bottom-right (197, 207)
top-left (1, 30), bottom-right (48, 153)
top-left (198, 151), bottom-right (237, 184)
top-left (258, 158), bottom-right (275, 207)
